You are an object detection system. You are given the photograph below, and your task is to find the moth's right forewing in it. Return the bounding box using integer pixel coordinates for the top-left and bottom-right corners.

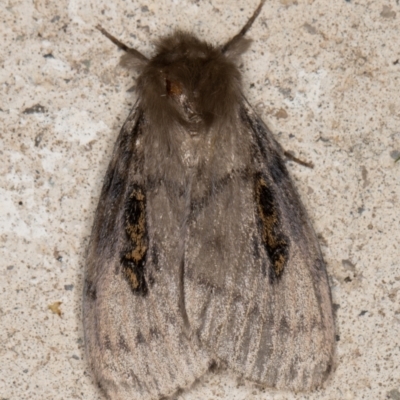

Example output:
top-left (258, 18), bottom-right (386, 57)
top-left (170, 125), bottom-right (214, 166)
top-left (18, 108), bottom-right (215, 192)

top-left (184, 102), bottom-right (335, 391)
top-left (83, 106), bottom-right (211, 400)
top-left (243, 103), bottom-right (335, 388)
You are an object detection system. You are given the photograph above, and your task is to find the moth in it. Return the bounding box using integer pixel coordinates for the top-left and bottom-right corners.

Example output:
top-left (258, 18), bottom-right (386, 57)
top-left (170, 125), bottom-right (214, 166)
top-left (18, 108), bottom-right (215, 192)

top-left (83, 2), bottom-right (335, 399)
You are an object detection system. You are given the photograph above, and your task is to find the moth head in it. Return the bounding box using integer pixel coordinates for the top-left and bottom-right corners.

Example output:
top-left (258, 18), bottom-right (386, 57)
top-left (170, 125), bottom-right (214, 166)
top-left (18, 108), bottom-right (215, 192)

top-left (97, 1), bottom-right (264, 131)
top-left (125, 32), bottom-right (252, 130)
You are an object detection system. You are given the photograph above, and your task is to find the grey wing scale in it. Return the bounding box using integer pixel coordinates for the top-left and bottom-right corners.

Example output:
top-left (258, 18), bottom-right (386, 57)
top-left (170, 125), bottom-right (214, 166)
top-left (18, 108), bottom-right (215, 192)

top-left (184, 101), bottom-right (335, 391)
top-left (83, 105), bottom-right (211, 400)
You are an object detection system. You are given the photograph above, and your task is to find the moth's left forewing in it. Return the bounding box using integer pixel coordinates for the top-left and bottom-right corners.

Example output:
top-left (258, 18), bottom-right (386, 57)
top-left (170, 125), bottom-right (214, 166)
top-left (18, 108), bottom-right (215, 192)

top-left (184, 101), bottom-right (335, 391)
top-left (84, 105), bottom-right (212, 400)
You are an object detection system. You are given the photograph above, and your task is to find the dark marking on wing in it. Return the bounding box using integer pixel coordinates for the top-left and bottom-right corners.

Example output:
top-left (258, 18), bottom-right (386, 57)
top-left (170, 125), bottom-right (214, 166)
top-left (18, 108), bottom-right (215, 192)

top-left (121, 184), bottom-right (149, 295)
top-left (255, 174), bottom-right (289, 281)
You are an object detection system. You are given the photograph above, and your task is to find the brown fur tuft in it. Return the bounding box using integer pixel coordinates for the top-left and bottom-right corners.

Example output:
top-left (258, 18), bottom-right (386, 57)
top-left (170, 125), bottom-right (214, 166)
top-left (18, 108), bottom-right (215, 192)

top-left (132, 32), bottom-right (247, 135)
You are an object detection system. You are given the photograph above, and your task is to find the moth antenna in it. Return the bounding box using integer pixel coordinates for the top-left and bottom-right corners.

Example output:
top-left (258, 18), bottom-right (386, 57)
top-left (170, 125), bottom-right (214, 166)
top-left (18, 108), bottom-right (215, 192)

top-left (96, 24), bottom-right (149, 63)
top-left (222, 0), bottom-right (266, 53)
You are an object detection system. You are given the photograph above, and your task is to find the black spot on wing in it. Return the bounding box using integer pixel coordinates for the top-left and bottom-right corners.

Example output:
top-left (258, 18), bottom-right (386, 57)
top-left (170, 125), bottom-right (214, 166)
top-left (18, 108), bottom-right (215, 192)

top-left (121, 184), bottom-right (150, 296)
top-left (255, 174), bottom-right (290, 282)
top-left (240, 106), bottom-right (292, 280)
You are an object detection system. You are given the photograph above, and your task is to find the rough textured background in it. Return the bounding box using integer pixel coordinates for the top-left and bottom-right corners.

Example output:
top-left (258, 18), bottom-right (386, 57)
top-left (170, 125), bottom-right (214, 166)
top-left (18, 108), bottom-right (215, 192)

top-left (1, 0), bottom-right (399, 399)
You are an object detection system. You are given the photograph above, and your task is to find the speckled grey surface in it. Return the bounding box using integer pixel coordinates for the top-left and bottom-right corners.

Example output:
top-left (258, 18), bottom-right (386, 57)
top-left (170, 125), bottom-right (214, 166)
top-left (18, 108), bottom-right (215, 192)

top-left (1, 1), bottom-right (400, 399)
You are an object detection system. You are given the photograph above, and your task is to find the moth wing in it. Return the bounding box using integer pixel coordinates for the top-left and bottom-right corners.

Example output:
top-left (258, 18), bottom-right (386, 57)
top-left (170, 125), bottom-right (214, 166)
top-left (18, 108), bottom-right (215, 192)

top-left (83, 105), bottom-right (211, 400)
top-left (184, 102), bottom-right (335, 391)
